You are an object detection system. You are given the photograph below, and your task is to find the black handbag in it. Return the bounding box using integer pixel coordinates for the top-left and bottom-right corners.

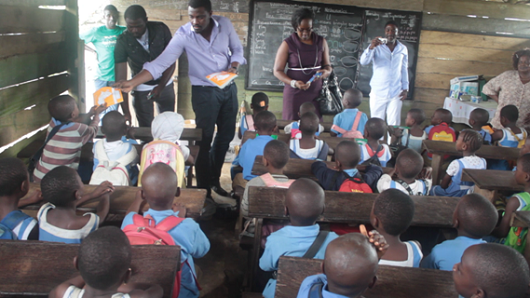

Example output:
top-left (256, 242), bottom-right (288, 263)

top-left (314, 70), bottom-right (343, 115)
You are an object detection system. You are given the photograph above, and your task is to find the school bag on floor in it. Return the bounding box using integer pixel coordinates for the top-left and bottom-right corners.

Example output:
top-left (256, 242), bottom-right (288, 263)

top-left (505, 192), bottom-right (530, 254)
top-left (330, 112), bottom-right (364, 139)
top-left (123, 214), bottom-right (200, 298)
top-left (139, 140), bottom-right (186, 188)
top-left (427, 123), bottom-right (456, 158)
top-left (89, 141), bottom-right (137, 186)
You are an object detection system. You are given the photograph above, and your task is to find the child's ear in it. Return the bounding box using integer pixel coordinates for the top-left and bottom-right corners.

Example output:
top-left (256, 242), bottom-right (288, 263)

top-left (284, 206), bottom-right (289, 217)
top-left (371, 215), bottom-right (379, 229)
top-left (461, 142), bottom-right (468, 151)
top-left (73, 256), bottom-right (79, 271)
top-left (74, 189), bottom-right (82, 201)
top-left (367, 275), bottom-right (377, 289)
top-left (320, 260), bottom-right (325, 274)
top-left (175, 187), bottom-right (181, 197)
top-left (335, 160), bottom-right (342, 170)
top-left (471, 288), bottom-right (485, 298)
top-left (141, 190), bottom-right (147, 200)
top-left (452, 217), bottom-right (459, 229)
top-left (20, 179), bottom-right (29, 195)
top-left (262, 155), bottom-right (269, 167)
top-left (122, 268), bottom-right (132, 285)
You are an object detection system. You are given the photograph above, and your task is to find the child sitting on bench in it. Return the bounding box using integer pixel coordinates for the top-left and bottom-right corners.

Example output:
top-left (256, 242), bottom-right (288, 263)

top-left (296, 232), bottom-right (388, 298)
top-left (490, 105), bottom-right (527, 170)
top-left (33, 95), bottom-right (107, 182)
top-left (0, 158), bottom-right (43, 240)
top-left (452, 243), bottom-right (529, 298)
top-left (37, 166), bottom-right (113, 243)
top-left (377, 149), bottom-right (431, 196)
top-left (469, 108), bottom-right (492, 145)
top-left (290, 112), bottom-right (329, 160)
top-left (121, 163), bottom-right (209, 298)
top-left (421, 193), bottom-right (497, 271)
top-left (390, 108), bottom-right (427, 154)
top-left (330, 88), bottom-right (367, 138)
top-left (284, 101), bottom-right (324, 139)
top-left (312, 140), bottom-right (383, 192)
top-left (371, 189), bottom-right (422, 267)
top-left (431, 129), bottom-right (486, 197)
top-left (424, 108), bottom-right (456, 164)
top-left (359, 118), bottom-right (392, 167)
top-left (239, 92), bottom-right (269, 139)
top-left (260, 178), bottom-right (339, 298)
top-left (48, 226), bottom-right (163, 298)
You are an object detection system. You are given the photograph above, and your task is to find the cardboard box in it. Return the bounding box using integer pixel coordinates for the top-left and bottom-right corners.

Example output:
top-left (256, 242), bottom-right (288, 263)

top-left (449, 75), bottom-right (484, 100)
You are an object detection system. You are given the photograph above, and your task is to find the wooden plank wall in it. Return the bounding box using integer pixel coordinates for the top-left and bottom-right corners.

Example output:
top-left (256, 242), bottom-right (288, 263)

top-left (0, 0), bottom-right (78, 158)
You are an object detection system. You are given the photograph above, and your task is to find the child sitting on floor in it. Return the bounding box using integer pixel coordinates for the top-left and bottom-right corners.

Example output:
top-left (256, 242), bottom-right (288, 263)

top-left (33, 95), bottom-right (107, 183)
top-left (360, 118), bottom-right (392, 167)
top-left (490, 105), bottom-right (527, 170)
top-left (48, 226), bottom-right (163, 298)
top-left (90, 111), bottom-right (139, 186)
top-left (296, 232), bottom-right (388, 298)
top-left (469, 108), bottom-right (492, 145)
top-left (284, 102), bottom-right (324, 139)
top-left (38, 166), bottom-right (114, 243)
top-left (390, 108), bottom-right (427, 154)
top-left (452, 243), bottom-right (529, 298)
top-left (121, 163), bottom-right (210, 298)
top-left (312, 140), bottom-right (383, 192)
top-left (239, 92), bottom-right (269, 139)
top-left (421, 193), bottom-right (497, 271)
top-left (0, 158), bottom-right (43, 240)
top-left (377, 149), bottom-right (431, 196)
top-left (260, 178), bottom-right (340, 298)
top-left (330, 88), bottom-right (368, 138)
top-left (290, 112), bottom-right (329, 160)
top-left (431, 130), bottom-right (486, 197)
top-left (371, 189), bottom-right (422, 267)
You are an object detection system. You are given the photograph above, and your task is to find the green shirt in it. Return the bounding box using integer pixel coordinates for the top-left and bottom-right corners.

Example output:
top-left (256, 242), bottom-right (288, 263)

top-left (80, 25), bottom-right (126, 81)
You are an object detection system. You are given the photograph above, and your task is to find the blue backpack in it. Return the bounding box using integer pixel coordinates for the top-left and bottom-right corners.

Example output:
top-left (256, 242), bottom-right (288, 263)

top-left (0, 211), bottom-right (28, 240)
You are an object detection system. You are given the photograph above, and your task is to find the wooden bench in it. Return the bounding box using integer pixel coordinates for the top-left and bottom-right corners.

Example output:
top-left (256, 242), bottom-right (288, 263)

top-left (275, 256), bottom-right (460, 298)
top-left (511, 211), bottom-right (530, 264)
top-left (251, 155), bottom-right (393, 179)
top-left (20, 183), bottom-right (206, 219)
top-left (422, 140), bottom-right (519, 186)
top-left (461, 169), bottom-right (520, 202)
top-left (276, 119), bottom-right (333, 132)
top-left (0, 240), bottom-right (180, 297)
top-left (95, 127), bottom-right (203, 142)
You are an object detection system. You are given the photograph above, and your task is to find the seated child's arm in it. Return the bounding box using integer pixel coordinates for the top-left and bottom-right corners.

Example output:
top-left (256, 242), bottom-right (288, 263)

top-left (490, 128), bottom-right (504, 142)
top-left (77, 181), bottom-right (114, 206)
top-left (362, 164), bottom-right (384, 191)
top-left (376, 173), bottom-right (393, 193)
top-left (80, 104), bottom-right (107, 143)
top-left (95, 193), bottom-right (110, 225)
top-left (492, 196), bottom-right (521, 238)
top-left (119, 283), bottom-right (164, 298)
top-left (48, 275), bottom-right (85, 298)
top-left (440, 160), bottom-right (459, 189)
top-left (311, 161), bottom-right (337, 190)
top-left (439, 174), bottom-right (452, 189)
top-left (329, 131), bottom-right (338, 137)
top-left (259, 238), bottom-right (280, 272)
top-left (18, 189), bottom-right (43, 208)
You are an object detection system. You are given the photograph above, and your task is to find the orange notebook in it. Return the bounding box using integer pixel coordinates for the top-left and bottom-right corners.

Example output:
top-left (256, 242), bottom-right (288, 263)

top-left (206, 71), bottom-right (238, 89)
top-left (93, 87), bottom-right (124, 107)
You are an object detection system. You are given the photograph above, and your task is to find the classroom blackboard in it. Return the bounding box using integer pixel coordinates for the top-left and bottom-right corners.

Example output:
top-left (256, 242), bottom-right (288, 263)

top-left (246, 0), bottom-right (364, 92)
top-left (357, 10), bottom-right (422, 99)
top-left (246, 1), bottom-right (422, 98)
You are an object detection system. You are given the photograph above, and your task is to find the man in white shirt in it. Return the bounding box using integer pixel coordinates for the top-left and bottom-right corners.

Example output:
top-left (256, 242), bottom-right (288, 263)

top-left (360, 21), bottom-right (409, 126)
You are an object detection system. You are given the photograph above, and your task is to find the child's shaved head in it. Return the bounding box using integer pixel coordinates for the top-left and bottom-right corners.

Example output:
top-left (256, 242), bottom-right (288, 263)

top-left (432, 108), bottom-right (452, 125)
top-left (101, 111), bottom-right (127, 139)
top-left (469, 108), bottom-right (489, 126)
top-left (407, 109), bottom-right (425, 125)
top-left (286, 178), bottom-right (325, 226)
top-left (454, 193), bottom-right (497, 238)
top-left (323, 233), bottom-right (378, 296)
top-left (395, 149), bottom-right (424, 180)
top-left (373, 189), bottom-right (414, 236)
top-left (500, 104), bottom-right (519, 123)
top-left (335, 140), bottom-right (361, 169)
top-left (343, 88), bottom-right (363, 109)
top-left (365, 118), bottom-right (387, 140)
top-left (263, 140), bottom-right (289, 169)
top-left (518, 153), bottom-right (530, 174)
top-left (254, 111), bottom-right (277, 132)
top-left (41, 166), bottom-right (82, 207)
top-left (141, 163), bottom-right (178, 210)
top-left (0, 158), bottom-right (28, 197)
top-left (48, 95), bottom-right (77, 122)
top-left (299, 101), bottom-right (317, 115)
top-left (299, 112), bottom-right (319, 135)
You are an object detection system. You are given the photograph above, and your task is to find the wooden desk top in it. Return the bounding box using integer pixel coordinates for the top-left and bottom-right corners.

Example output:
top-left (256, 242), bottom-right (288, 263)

top-left (423, 140), bottom-right (519, 160)
top-left (96, 127), bottom-right (202, 142)
top-left (276, 119), bottom-right (333, 132)
top-left (461, 169), bottom-right (521, 192)
top-left (512, 211), bottom-right (530, 228)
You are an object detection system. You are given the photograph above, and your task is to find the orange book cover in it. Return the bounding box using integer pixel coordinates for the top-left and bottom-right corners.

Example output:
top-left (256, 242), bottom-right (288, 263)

top-left (206, 71), bottom-right (238, 89)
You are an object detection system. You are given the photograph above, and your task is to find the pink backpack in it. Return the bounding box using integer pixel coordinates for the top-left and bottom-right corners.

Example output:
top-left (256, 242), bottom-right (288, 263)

top-left (260, 173), bottom-right (295, 188)
top-left (331, 112), bottom-right (363, 138)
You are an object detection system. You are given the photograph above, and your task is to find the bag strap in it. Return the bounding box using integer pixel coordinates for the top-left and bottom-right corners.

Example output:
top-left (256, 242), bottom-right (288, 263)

top-left (28, 122), bottom-right (68, 181)
top-left (330, 124), bottom-right (347, 135)
top-left (308, 281), bottom-right (324, 298)
top-left (351, 111), bottom-right (362, 131)
top-left (115, 145), bottom-right (138, 166)
top-left (302, 230), bottom-right (329, 259)
top-left (0, 211), bottom-right (27, 230)
top-left (154, 215), bottom-right (184, 232)
top-left (246, 115), bottom-right (255, 131)
top-left (95, 141), bottom-right (109, 162)
top-left (395, 179), bottom-right (415, 196)
top-left (404, 129), bottom-right (411, 147)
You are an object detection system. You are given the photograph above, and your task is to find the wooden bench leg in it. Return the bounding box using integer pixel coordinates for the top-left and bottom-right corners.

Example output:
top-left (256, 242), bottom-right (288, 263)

top-left (431, 153), bottom-right (442, 186)
top-left (247, 218), bottom-right (263, 292)
top-left (187, 165), bottom-right (194, 188)
top-left (473, 186), bottom-right (497, 204)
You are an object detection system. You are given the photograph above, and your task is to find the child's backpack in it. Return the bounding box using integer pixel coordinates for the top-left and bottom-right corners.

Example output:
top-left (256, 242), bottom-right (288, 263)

top-left (391, 179), bottom-right (428, 196)
top-left (89, 141), bottom-right (137, 186)
top-left (331, 111), bottom-right (364, 139)
top-left (123, 214), bottom-right (199, 298)
top-left (289, 121), bottom-right (322, 140)
top-left (0, 211), bottom-right (28, 240)
top-left (260, 173), bottom-right (295, 188)
top-left (505, 192), bottom-right (530, 254)
top-left (427, 123), bottom-right (456, 158)
top-left (338, 175), bottom-right (374, 193)
top-left (139, 140), bottom-right (186, 188)
top-left (361, 144), bottom-right (383, 167)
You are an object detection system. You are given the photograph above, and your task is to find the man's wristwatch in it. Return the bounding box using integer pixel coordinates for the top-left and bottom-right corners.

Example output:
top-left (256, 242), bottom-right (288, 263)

top-left (290, 80), bottom-right (297, 88)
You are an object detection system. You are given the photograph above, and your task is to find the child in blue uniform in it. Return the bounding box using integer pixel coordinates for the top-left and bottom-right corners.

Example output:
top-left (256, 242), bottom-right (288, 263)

top-left (421, 193), bottom-right (497, 271)
top-left (284, 102), bottom-right (324, 139)
top-left (371, 189), bottom-right (423, 267)
top-left (452, 243), bottom-right (530, 298)
top-left (296, 233), bottom-right (388, 298)
top-left (290, 112), bottom-right (329, 160)
top-left (259, 178), bottom-right (339, 298)
top-left (468, 108), bottom-right (492, 145)
top-left (48, 226), bottom-right (163, 298)
top-left (431, 130), bottom-right (486, 197)
top-left (239, 92), bottom-right (269, 139)
top-left (490, 105), bottom-right (527, 170)
top-left (359, 118), bottom-right (392, 167)
top-left (330, 88), bottom-right (368, 138)
top-left (38, 166), bottom-right (113, 243)
top-left (121, 163), bottom-right (210, 298)
top-left (0, 158), bottom-right (43, 240)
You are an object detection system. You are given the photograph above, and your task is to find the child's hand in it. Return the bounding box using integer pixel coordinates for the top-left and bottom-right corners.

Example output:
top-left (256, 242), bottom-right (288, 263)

top-left (92, 181), bottom-right (114, 198)
top-left (94, 103), bottom-right (107, 115)
top-left (27, 189), bottom-right (43, 204)
top-left (360, 225), bottom-right (389, 259)
top-left (418, 167), bottom-right (433, 180)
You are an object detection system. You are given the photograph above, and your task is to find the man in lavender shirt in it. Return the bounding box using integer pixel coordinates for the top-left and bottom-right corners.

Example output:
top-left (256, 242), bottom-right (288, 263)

top-left (115, 0), bottom-right (246, 198)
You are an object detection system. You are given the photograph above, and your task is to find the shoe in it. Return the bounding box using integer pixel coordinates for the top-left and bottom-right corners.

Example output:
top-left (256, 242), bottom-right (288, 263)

top-left (199, 197), bottom-right (217, 220)
top-left (211, 184), bottom-right (229, 197)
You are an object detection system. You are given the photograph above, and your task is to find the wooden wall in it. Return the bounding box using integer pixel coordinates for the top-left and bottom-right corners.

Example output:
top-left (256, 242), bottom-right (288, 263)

top-left (0, 0), bottom-right (79, 158)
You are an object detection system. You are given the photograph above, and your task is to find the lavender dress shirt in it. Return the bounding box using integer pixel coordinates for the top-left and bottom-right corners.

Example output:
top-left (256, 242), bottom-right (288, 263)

top-left (143, 15), bottom-right (246, 87)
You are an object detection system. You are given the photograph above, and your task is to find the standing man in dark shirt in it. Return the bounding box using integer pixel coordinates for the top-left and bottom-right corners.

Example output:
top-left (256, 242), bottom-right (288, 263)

top-left (114, 5), bottom-right (176, 126)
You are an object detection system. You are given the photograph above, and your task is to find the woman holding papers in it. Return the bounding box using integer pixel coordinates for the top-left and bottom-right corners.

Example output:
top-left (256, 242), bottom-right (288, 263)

top-left (273, 8), bottom-right (331, 120)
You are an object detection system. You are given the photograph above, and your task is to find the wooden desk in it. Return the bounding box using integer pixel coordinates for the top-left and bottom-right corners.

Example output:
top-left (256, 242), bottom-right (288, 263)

top-left (422, 140), bottom-right (519, 186)
top-left (276, 119), bottom-right (333, 132)
top-left (461, 169), bottom-right (520, 202)
top-left (96, 127), bottom-right (202, 142)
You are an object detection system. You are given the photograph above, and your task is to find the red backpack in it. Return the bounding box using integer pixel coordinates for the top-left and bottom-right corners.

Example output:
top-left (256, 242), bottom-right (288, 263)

top-left (123, 214), bottom-right (199, 298)
top-left (427, 123), bottom-right (456, 158)
top-left (338, 176), bottom-right (373, 193)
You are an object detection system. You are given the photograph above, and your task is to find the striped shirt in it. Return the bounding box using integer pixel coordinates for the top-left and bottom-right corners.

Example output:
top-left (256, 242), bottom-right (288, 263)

top-left (38, 203), bottom-right (99, 244)
top-left (33, 117), bottom-right (98, 182)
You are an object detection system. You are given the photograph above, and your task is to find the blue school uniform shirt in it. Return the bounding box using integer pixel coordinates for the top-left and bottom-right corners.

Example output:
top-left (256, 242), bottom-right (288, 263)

top-left (37, 203), bottom-right (99, 244)
top-left (0, 210), bottom-right (37, 240)
top-left (237, 135), bottom-right (275, 180)
top-left (121, 209), bottom-right (210, 298)
top-left (421, 236), bottom-right (485, 271)
top-left (331, 109), bottom-right (368, 137)
top-left (297, 274), bottom-right (349, 298)
top-left (359, 143), bottom-right (392, 167)
top-left (93, 136), bottom-right (139, 185)
top-left (259, 225), bottom-right (339, 298)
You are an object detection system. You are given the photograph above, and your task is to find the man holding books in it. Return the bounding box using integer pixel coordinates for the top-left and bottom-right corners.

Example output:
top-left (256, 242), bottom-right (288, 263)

top-left (115, 0), bottom-right (246, 198)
